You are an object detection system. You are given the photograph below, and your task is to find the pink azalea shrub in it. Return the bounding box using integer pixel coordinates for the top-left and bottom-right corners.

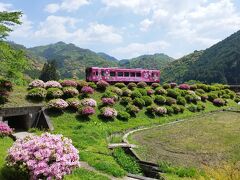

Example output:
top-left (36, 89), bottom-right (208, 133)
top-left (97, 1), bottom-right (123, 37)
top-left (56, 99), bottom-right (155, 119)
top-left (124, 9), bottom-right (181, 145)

top-left (47, 99), bottom-right (68, 110)
top-left (170, 82), bottom-right (177, 88)
top-left (213, 98), bottom-right (226, 106)
top-left (45, 81), bottom-right (62, 89)
top-left (60, 80), bottom-right (78, 87)
top-left (96, 80), bottom-right (109, 90)
top-left (0, 122), bottom-right (13, 137)
top-left (66, 98), bottom-right (80, 110)
top-left (147, 89), bottom-right (155, 96)
top-left (102, 98), bottom-right (115, 106)
top-left (80, 98), bottom-right (97, 107)
top-left (6, 133), bottom-right (80, 180)
top-left (178, 84), bottom-right (191, 90)
top-left (63, 87), bottom-right (79, 97)
top-left (78, 106), bottom-right (95, 116)
top-left (81, 86), bottom-right (94, 95)
top-left (29, 80), bottom-right (45, 89)
top-left (155, 106), bottom-right (167, 115)
top-left (101, 107), bottom-right (118, 119)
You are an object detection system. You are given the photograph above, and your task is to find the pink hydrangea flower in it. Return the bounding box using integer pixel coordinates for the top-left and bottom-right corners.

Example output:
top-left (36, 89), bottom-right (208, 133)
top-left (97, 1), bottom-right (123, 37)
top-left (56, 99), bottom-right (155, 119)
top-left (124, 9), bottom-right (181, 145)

top-left (7, 133), bottom-right (80, 180)
top-left (0, 122), bottom-right (13, 136)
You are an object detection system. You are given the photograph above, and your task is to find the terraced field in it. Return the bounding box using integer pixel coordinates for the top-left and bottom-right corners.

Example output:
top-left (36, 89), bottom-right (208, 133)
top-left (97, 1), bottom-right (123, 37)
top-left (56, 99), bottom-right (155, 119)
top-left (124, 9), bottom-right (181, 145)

top-left (129, 111), bottom-right (240, 168)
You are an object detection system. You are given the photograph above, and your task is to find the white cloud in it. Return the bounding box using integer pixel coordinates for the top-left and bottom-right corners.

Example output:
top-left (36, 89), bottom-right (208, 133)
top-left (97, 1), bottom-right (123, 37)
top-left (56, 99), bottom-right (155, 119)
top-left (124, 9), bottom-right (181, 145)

top-left (111, 41), bottom-right (170, 59)
top-left (0, 2), bottom-right (12, 11)
top-left (103, 0), bottom-right (240, 47)
top-left (101, 0), bottom-right (159, 15)
top-left (45, 0), bottom-right (90, 13)
top-left (11, 15), bottom-right (34, 38)
top-left (140, 19), bottom-right (153, 32)
top-left (10, 15), bottom-right (122, 45)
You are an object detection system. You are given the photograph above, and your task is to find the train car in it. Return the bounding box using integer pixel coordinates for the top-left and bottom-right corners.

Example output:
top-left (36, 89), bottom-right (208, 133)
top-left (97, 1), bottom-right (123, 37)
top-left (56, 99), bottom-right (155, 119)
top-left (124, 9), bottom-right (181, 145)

top-left (86, 67), bottom-right (160, 83)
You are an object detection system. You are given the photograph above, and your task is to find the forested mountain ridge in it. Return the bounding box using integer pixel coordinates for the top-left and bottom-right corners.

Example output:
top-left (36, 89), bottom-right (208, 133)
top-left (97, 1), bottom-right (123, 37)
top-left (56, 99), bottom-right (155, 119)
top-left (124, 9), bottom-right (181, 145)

top-left (119, 53), bottom-right (175, 69)
top-left (161, 30), bottom-right (240, 84)
top-left (28, 42), bottom-right (118, 79)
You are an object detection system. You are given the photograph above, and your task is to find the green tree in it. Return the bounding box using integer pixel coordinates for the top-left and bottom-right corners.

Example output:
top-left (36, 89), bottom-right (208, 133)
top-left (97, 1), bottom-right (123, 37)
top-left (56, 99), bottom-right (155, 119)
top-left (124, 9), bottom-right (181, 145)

top-left (39, 60), bottom-right (60, 81)
top-left (0, 11), bottom-right (22, 40)
top-left (0, 11), bottom-right (28, 85)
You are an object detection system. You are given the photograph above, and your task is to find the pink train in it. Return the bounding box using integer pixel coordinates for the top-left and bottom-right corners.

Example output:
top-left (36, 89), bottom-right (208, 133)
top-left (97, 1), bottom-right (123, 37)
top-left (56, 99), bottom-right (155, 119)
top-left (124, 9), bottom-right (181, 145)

top-left (86, 67), bottom-right (160, 83)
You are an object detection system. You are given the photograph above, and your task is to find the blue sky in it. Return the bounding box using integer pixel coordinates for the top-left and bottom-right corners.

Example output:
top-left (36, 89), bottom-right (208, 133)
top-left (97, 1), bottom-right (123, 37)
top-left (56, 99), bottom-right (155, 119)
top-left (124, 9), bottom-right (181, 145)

top-left (1, 0), bottom-right (240, 59)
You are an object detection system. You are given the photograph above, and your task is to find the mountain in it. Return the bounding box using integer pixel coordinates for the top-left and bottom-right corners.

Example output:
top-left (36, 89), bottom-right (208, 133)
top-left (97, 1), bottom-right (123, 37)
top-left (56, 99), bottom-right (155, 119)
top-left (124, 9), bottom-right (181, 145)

top-left (161, 51), bottom-right (204, 83)
top-left (97, 52), bottom-right (118, 62)
top-left (28, 42), bottom-right (118, 79)
top-left (119, 53), bottom-right (175, 69)
top-left (161, 30), bottom-right (240, 84)
top-left (8, 42), bottom-right (45, 79)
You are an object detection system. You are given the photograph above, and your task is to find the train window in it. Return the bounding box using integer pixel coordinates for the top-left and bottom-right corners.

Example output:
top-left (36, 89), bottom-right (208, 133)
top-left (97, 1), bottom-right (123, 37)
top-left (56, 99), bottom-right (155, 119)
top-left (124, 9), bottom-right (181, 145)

top-left (152, 72), bottom-right (154, 77)
top-left (130, 72), bottom-right (135, 77)
top-left (110, 72), bottom-right (116, 77)
top-left (124, 72), bottom-right (129, 77)
top-left (101, 70), bottom-right (105, 76)
top-left (118, 72), bottom-right (123, 77)
top-left (96, 71), bottom-right (98, 76)
top-left (136, 72), bottom-right (141, 77)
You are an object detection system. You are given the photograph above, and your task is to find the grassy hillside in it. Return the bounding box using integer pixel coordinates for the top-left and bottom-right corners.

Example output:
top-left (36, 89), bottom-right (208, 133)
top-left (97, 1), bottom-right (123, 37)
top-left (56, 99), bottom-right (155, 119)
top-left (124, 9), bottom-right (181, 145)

top-left (119, 53), bottom-right (175, 70)
top-left (161, 30), bottom-right (240, 84)
top-left (1, 80), bottom-right (239, 179)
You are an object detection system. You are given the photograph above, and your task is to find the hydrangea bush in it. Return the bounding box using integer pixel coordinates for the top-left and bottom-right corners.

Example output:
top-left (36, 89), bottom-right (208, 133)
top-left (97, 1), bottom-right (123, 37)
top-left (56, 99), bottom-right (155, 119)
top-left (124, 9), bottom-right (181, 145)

top-left (81, 86), bottom-right (94, 95)
top-left (60, 80), bottom-right (78, 87)
top-left (27, 88), bottom-right (47, 100)
top-left (80, 98), bottom-right (97, 107)
top-left (6, 133), bottom-right (80, 179)
top-left (100, 107), bottom-right (118, 119)
top-left (78, 106), bottom-right (95, 116)
top-left (29, 80), bottom-right (45, 89)
top-left (96, 80), bottom-right (109, 91)
top-left (47, 99), bottom-right (68, 110)
top-left (0, 122), bottom-right (13, 137)
top-left (66, 98), bottom-right (80, 110)
top-left (102, 98), bottom-right (115, 106)
top-left (63, 87), bottom-right (79, 97)
top-left (45, 81), bottom-right (62, 89)
top-left (213, 98), bottom-right (226, 106)
top-left (178, 84), bottom-right (191, 90)
top-left (46, 88), bottom-right (63, 99)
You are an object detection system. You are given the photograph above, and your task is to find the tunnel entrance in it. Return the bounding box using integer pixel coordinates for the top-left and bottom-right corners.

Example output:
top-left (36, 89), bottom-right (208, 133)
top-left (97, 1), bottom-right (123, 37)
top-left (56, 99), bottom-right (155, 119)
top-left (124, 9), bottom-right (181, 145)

top-left (0, 106), bottom-right (53, 132)
top-left (3, 114), bottom-right (32, 132)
